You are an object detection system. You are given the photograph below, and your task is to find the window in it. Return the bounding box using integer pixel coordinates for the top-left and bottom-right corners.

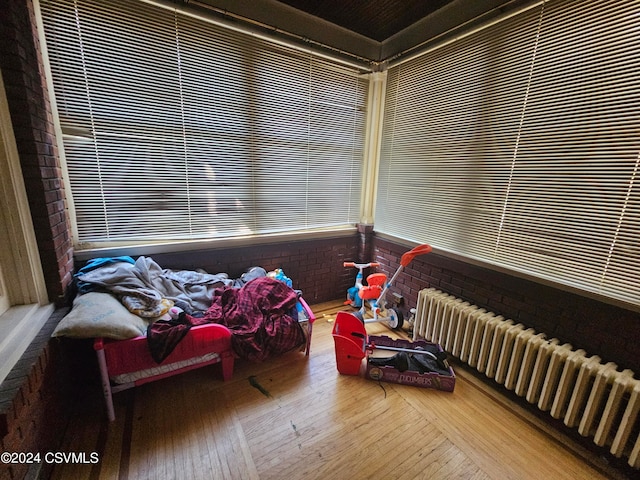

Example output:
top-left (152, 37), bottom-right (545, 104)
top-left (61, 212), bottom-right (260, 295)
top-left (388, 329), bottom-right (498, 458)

top-left (40, 0), bottom-right (368, 247)
top-left (0, 71), bottom-right (52, 384)
top-left (376, 0), bottom-right (640, 308)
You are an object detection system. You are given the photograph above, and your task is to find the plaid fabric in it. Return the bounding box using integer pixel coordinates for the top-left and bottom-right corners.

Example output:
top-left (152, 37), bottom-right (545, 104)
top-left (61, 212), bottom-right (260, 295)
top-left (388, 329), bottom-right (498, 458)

top-left (193, 276), bottom-right (305, 362)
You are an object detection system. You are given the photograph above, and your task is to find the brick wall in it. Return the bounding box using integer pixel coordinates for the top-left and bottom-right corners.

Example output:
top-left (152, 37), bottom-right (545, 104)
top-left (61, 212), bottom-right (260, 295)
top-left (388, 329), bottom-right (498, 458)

top-left (0, 0), bottom-right (74, 305)
top-left (0, 309), bottom-right (73, 480)
top-left (147, 233), bottom-right (361, 304)
top-left (372, 235), bottom-right (640, 374)
top-left (0, 2), bottom-right (77, 479)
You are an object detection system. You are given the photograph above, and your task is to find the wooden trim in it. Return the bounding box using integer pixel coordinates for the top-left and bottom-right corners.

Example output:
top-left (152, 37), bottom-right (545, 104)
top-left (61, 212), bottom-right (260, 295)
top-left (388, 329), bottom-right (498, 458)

top-left (0, 70), bottom-right (49, 306)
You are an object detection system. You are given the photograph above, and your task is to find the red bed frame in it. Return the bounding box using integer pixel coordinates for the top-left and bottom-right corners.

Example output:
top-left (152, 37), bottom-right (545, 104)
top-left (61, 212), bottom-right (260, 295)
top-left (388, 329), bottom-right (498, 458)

top-left (94, 297), bottom-right (315, 421)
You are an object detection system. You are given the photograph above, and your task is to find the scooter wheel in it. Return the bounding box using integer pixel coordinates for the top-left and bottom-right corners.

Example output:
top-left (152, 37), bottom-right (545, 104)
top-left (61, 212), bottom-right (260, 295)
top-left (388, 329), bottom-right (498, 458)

top-left (387, 309), bottom-right (404, 330)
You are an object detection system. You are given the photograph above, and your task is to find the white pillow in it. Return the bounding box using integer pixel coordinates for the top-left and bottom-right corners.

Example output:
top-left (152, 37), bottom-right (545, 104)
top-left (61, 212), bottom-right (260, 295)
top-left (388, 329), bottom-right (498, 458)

top-left (53, 292), bottom-right (149, 340)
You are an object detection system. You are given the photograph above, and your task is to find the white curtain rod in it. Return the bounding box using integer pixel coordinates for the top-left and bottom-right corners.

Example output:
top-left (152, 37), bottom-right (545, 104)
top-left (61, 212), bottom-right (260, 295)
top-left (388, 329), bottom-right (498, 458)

top-left (139, 0), bottom-right (374, 72)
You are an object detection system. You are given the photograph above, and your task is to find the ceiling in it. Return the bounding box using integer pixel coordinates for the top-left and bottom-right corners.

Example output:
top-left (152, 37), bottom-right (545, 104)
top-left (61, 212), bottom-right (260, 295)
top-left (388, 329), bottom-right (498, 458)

top-left (194, 0), bottom-right (519, 64)
top-left (273, 0), bottom-right (456, 43)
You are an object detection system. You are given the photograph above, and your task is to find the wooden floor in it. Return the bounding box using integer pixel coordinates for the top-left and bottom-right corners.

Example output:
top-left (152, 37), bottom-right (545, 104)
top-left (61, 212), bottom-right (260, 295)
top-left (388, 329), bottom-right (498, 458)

top-left (50, 301), bottom-right (626, 480)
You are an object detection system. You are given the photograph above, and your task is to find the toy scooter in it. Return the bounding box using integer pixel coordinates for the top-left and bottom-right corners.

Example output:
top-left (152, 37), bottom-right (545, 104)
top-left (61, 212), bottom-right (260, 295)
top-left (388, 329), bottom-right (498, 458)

top-left (343, 244), bottom-right (432, 330)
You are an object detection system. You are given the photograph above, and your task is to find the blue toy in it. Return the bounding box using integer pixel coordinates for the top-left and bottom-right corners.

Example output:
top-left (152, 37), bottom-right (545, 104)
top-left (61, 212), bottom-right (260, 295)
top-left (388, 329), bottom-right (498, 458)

top-left (343, 261), bottom-right (379, 309)
top-left (274, 268), bottom-right (293, 288)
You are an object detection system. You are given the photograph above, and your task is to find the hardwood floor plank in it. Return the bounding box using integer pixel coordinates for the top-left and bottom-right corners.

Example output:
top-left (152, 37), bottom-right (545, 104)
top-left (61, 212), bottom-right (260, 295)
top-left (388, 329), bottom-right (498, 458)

top-left (48, 389), bottom-right (106, 480)
top-left (97, 392), bottom-right (127, 480)
top-left (397, 370), bottom-right (610, 480)
top-left (364, 421), bottom-right (448, 479)
top-left (197, 385), bottom-right (259, 480)
top-left (48, 300), bottom-right (628, 480)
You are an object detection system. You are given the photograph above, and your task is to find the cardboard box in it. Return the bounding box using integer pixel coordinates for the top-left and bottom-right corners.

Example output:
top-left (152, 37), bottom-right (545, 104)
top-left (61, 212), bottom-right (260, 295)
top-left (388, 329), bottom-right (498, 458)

top-left (365, 335), bottom-right (455, 391)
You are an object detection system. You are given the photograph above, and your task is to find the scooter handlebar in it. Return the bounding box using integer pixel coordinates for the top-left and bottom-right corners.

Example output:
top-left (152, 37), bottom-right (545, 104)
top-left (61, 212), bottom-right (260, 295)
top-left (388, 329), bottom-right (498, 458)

top-left (343, 262), bottom-right (380, 268)
top-left (400, 244), bottom-right (432, 267)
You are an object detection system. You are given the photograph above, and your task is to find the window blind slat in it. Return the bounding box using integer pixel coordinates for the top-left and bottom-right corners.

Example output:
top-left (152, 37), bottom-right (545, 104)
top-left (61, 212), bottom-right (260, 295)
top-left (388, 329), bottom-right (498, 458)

top-left (377, 0), bottom-right (640, 307)
top-left (41, 0), bottom-right (368, 244)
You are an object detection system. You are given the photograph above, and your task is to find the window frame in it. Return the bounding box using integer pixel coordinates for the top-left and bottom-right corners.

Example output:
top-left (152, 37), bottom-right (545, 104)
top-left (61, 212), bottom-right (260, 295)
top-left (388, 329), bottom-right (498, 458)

top-left (376, 0), bottom-right (640, 310)
top-left (40, 0), bottom-right (370, 250)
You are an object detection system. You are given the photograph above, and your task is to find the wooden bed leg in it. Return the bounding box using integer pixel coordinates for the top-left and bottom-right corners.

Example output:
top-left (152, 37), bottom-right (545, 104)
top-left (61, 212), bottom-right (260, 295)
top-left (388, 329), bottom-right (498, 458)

top-left (95, 347), bottom-right (116, 421)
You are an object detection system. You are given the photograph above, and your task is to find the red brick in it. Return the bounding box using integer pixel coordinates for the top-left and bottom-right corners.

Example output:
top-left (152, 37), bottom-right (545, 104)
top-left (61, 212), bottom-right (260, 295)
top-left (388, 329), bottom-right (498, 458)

top-left (1, 0), bottom-right (74, 306)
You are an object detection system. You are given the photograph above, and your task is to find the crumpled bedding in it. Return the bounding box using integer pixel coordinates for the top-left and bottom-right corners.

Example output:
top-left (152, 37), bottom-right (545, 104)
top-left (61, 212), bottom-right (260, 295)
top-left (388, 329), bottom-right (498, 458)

top-left (76, 256), bottom-right (307, 363)
top-left (147, 276), bottom-right (305, 362)
top-left (75, 256), bottom-right (233, 316)
top-left (198, 276), bottom-right (306, 362)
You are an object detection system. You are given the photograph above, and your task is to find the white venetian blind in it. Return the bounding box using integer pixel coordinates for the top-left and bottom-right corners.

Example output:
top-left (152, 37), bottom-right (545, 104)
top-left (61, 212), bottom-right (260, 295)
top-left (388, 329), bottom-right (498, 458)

top-left (377, 0), bottom-right (640, 308)
top-left (39, 0), bottom-right (368, 246)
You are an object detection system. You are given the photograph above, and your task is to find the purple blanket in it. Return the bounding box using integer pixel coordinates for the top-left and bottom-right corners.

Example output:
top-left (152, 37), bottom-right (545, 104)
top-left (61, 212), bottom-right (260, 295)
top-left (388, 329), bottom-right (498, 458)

top-left (148, 277), bottom-right (305, 362)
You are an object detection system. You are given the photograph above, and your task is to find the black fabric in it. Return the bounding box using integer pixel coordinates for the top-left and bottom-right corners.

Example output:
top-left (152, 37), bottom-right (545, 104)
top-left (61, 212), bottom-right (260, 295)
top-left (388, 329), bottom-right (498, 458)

top-left (410, 349), bottom-right (450, 375)
top-left (369, 349), bottom-right (451, 376)
top-left (146, 314), bottom-right (193, 363)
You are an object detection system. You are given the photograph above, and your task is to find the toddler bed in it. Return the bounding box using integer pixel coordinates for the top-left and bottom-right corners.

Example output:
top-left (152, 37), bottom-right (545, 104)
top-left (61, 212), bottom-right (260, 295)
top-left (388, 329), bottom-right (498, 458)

top-left (95, 324), bottom-right (234, 422)
top-left (53, 256), bottom-right (315, 421)
top-left (95, 295), bottom-right (314, 421)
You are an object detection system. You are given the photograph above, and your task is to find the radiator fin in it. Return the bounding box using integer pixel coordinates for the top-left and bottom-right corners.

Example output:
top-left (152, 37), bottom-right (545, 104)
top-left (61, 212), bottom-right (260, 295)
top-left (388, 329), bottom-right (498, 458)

top-left (414, 288), bottom-right (640, 470)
